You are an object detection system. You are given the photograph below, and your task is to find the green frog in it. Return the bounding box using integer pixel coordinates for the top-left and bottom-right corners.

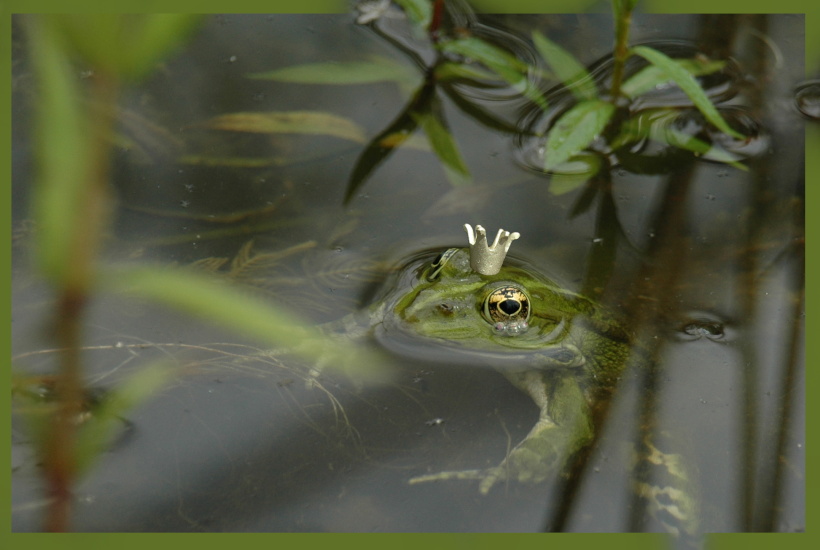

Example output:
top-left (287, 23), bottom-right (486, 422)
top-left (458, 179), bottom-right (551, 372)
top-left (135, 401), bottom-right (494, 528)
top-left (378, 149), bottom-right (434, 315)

top-left (336, 224), bottom-right (633, 495)
top-left (294, 224), bottom-right (695, 533)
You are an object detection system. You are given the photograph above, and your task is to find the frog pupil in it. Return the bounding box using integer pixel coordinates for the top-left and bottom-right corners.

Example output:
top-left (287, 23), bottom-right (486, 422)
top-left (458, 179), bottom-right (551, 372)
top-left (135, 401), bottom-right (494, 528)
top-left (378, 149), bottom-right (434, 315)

top-left (499, 299), bottom-right (521, 316)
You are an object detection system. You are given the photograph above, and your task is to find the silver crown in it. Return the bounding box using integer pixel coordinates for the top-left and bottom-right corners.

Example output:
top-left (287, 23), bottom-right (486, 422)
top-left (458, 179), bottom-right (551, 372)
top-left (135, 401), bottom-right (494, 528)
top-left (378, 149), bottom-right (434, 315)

top-left (464, 224), bottom-right (520, 276)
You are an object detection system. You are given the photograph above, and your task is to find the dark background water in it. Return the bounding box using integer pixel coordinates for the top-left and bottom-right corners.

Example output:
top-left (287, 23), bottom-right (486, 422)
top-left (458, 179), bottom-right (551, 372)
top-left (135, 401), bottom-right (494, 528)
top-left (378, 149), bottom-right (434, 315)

top-left (11, 11), bottom-right (805, 533)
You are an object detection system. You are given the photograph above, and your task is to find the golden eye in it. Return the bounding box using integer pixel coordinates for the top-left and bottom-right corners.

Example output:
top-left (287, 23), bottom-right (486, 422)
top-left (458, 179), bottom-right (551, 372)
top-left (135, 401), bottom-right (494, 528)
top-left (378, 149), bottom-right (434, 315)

top-left (482, 285), bottom-right (531, 324)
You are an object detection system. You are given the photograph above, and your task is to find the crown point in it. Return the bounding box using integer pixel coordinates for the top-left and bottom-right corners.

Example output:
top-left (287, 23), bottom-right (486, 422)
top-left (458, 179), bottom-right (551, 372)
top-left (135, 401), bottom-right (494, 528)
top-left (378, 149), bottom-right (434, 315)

top-left (463, 223), bottom-right (520, 276)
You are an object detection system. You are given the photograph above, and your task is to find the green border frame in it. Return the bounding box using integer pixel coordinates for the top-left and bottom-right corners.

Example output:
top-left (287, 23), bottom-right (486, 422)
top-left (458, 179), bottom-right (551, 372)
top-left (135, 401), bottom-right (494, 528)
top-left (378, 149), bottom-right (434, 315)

top-left (2, 1), bottom-right (815, 549)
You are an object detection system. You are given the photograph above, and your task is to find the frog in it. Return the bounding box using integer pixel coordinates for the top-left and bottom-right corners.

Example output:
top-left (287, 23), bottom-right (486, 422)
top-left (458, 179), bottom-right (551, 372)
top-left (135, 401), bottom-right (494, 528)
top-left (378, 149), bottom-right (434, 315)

top-left (271, 223), bottom-right (695, 533)
top-left (315, 224), bottom-right (633, 495)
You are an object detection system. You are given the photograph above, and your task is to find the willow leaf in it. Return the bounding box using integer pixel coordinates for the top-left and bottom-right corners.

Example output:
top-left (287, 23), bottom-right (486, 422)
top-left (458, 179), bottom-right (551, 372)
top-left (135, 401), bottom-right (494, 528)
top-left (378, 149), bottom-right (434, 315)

top-left (202, 111), bottom-right (367, 143)
top-left (631, 46), bottom-right (744, 139)
top-left (544, 100), bottom-right (614, 171)
top-left (346, 80), bottom-right (435, 203)
top-left (532, 31), bottom-right (598, 102)
top-left (413, 93), bottom-right (470, 181)
top-left (621, 58), bottom-right (726, 98)
top-left (394, 0), bottom-right (433, 29)
top-left (439, 37), bottom-right (547, 110)
top-left (247, 57), bottom-right (417, 88)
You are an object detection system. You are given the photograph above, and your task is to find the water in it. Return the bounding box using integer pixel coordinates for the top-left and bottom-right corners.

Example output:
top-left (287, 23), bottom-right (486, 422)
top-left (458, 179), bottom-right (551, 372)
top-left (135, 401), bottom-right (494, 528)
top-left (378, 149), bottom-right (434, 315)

top-left (11, 10), bottom-right (805, 534)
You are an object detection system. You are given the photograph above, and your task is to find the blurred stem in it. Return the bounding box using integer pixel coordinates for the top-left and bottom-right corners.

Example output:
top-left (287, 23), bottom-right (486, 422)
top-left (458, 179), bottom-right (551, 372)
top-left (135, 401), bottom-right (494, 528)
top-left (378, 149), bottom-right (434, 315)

top-left (609, 0), bottom-right (635, 101)
top-left (41, 69), bottom-right (120, 533)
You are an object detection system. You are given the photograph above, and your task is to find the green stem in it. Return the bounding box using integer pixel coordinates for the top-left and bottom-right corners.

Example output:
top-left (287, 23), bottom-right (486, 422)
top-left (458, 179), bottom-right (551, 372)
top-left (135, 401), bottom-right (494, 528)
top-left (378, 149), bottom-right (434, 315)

top-left (41, 72), bottom-right (120, 533)
top-left (609, 0), bottom-right (635, 101)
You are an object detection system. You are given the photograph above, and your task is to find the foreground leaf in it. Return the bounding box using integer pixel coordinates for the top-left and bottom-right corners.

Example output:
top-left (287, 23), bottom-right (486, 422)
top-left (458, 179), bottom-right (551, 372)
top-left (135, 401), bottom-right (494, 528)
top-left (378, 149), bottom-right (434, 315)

top-left (202, 111), bottom-right (367, 143)
top-left (102, 266), bottom-right (390, 382)
top-left (631, 46), bottom-right (744, 139)
top-left (26, 16), bottom-right (91, 284)
top-left (47, 15), bottom-right (202, 81)
top-left (543, 100), bottom-right (615, 171)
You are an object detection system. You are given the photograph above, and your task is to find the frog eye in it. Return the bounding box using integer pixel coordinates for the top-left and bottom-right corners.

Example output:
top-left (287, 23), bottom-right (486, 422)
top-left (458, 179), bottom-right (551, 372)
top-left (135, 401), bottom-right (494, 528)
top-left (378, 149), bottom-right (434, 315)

top-left (482, 285), bottom-right (531, 325)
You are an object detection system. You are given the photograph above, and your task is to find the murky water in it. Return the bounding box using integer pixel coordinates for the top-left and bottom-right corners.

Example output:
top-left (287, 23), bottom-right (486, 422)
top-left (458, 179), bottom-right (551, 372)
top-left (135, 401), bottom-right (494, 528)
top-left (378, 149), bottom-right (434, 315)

top-left (11, 9), bottom-right (805, 534)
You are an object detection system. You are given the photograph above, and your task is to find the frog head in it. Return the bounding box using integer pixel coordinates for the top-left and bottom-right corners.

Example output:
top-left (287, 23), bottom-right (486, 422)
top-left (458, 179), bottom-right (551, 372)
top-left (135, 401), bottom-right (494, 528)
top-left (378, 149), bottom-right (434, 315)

top-left (375, 225), bottom-right (629, 376)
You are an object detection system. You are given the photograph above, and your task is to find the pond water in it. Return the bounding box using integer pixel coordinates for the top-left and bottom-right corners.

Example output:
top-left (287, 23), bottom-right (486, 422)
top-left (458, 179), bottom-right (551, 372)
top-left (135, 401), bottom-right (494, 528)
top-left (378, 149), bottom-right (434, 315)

top-left (11, 8), bottom-right (805, 535)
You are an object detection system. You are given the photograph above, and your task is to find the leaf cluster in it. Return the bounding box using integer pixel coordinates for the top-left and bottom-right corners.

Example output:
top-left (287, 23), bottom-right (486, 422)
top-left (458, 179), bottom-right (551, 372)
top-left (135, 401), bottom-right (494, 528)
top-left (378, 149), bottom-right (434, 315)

top-left (238, 0), bottom-right (746, 201)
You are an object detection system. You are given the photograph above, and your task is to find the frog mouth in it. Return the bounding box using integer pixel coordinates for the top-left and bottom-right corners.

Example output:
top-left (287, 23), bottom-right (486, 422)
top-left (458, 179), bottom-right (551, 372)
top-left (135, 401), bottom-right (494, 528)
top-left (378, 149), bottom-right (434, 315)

top-left (373, 321), bottom-right (586, 370)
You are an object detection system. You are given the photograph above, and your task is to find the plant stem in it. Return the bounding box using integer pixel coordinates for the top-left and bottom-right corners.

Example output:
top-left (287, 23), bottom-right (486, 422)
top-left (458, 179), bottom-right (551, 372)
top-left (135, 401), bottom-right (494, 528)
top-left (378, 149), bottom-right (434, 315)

top-left (41, 71), bottom-right (120, 532)
top-left (609, 0), bottom-right (635, 101)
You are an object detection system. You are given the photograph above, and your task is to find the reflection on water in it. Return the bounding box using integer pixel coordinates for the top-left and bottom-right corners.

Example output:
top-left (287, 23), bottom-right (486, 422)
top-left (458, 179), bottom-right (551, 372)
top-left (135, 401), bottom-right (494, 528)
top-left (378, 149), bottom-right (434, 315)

top-left (11, 8), bottom-right (805, 535)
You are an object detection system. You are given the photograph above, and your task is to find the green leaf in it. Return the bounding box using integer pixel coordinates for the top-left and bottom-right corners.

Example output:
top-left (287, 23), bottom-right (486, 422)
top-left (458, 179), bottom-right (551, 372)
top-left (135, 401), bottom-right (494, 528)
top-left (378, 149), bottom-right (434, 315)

top-left (621, 58), bottom-right (726, 98)
top-left (434, 61), bottom-right (499, 82)
top-left (346, 81), bottom-right (435, 203)
top-left (394, 0), bottom-right (433, 29)
top-left (613, 110), bottom-right (747, 170)
top-left (662, 128), bottom-right (748, 170)
top-left (544, 100), bottom-right (615, 171)
top-left (631, 46), bottom-right (744, 139)
top-left (438, 37), bottom-right (548, 111)
top-left (51, 14), bottom-right (202, 81)
top-left (101, 266), bottom-right (390, 382)
top-left (26, 16), bottom-right (92, 284)
top-left (413, 93), bottom-right (470, 182)
top-left (202, 111), bottom-right (367, 143)
top-left (248, 56), bottom-right (418, 89)
top-left (532, 31), bottom-right (598, 102)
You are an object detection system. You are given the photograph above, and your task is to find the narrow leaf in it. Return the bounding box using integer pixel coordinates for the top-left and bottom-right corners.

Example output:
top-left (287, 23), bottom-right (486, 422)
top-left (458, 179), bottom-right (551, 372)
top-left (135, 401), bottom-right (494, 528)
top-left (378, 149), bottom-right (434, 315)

top-left (440, 82), bottom-right (524, 135)
top-left (122, 15), bottom-right (203, 80)
top-left (346, 81), bottom-right (435, 203)
top-left (631, 46), bottom-right (744, 139)
top-left (621, 58), bottom-right (726, 98)
top-left (26, 16), bottom-right (91, 283)
top-left (439, 37), bottom-right (548, 110)
top-left (532, 31), bottom-right (598, 101)
top-left (544, 100), bottom-right (615, 171)
top-left (662, 128), bottom-right (748, 170)
top-left (413, 93), bottom-right (470, 181)
top-left (52, 14), bottom-right (201, 81)
top-left (434, 61), bottom-right (499, 82)
top-left (101, 266), bottom-right (389, 381)
top-left (394, 0), bottom-right (433, 29)
top-left (202, 111), bottom-right (367, 143)
top-left (248, 56), bottom-right (417, 88)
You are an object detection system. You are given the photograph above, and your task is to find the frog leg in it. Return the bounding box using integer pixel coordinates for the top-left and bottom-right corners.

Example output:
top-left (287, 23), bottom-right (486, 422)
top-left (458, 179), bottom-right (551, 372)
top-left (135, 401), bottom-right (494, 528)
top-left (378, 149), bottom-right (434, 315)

top-left (409, 370), bottom-right (593, 494)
